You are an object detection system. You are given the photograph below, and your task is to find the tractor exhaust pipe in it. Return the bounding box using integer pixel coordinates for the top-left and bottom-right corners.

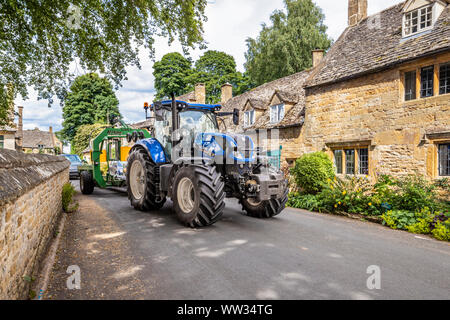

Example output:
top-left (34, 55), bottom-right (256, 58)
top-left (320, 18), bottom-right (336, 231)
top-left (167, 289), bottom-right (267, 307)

top-left (171, 93), bottom-right (179, 148)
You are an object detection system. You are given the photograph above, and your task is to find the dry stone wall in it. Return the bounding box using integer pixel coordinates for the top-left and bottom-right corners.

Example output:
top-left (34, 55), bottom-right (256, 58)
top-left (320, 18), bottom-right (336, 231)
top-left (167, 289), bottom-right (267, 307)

top-left (0, 149), bottom-right (69, 299)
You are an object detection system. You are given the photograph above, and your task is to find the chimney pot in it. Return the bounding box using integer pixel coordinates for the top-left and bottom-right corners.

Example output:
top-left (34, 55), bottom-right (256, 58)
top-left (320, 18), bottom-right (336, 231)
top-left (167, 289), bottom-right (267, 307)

top-left (221, 83), bottom-right (233, 104)
top-left (348, 0), bottom-right (367, 26)
top-left (312, 50), bottom-right (324, 68)
top-left (194, 83), bottom-right (206, 104)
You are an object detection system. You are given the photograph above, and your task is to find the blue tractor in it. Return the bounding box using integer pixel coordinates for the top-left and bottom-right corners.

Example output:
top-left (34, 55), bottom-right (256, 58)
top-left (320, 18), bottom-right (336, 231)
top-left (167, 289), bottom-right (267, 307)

top-left (126, 97), bottom-right (289, 228)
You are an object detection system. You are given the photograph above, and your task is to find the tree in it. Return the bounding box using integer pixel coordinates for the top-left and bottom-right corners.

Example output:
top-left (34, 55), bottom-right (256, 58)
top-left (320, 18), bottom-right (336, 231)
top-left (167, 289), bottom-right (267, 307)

top-left (0, 0), bottom-right (208, 123)
top-left (153, 50), bottom-right (254, 104)
top-left (244, 0), bottom-right (332, 86)
top-left (153, 53), bottom-right (193, 100)
top-left (71, 123), bottom-right (106, 156)
top-left (187, 51), bottom-right (255, 103)
top-left (61, 73), bottom-right (120, 141)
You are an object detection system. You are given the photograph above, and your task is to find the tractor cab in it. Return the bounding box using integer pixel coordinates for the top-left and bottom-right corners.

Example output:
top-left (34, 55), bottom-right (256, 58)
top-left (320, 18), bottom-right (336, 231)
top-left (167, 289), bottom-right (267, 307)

top-left (150, 100), bottom-right (222, 160)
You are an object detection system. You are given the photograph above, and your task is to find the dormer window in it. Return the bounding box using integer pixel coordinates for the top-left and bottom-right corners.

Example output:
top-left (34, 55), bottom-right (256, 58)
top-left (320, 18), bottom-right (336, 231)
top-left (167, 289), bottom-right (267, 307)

top-left (270, 104), bottom-right (284, 124)
top-left (403, 5), bottom-right (433, 37)
top-left (244, 109), bottom-right (255, 127)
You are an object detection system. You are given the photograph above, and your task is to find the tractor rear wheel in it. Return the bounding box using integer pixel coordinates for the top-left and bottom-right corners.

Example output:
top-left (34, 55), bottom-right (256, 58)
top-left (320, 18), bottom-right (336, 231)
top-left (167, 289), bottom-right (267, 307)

top-left (240, 188), bottom-right (288, 219)
top-left (127, 148), bottom-right (166, 211)
top-left (172, 164), bottom-right (225, 228)
top-left (80, 171), bottom-right (95, 195)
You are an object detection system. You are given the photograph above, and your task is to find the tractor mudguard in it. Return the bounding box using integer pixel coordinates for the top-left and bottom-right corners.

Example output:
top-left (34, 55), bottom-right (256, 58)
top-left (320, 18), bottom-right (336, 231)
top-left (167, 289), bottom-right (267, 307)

top-left (132, 138), bottom-right (167, 164)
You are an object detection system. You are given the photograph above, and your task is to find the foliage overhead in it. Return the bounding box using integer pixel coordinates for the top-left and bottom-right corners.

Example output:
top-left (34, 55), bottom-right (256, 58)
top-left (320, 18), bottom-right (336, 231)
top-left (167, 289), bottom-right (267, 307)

top-left (0, 0), bottom-right (208, 123)
top-left (62, 73), bottom-right (120, 141)
top-left (71, 123), bottom-right (106, 156)
top-left (244, 0), bottom-right (332, 86)
top-left (153, 50), bottom-right (255, 104)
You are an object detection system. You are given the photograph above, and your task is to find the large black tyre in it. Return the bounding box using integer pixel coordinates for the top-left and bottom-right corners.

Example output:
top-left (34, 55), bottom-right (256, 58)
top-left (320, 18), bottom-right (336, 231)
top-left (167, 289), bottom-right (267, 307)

top-left (127, 148), bottom-right (166, 211)
top-left (172, 164), bottom-right (225, 228)
top-left (80, 171), bottom-right (95, 195)
top-left (240, 187), bottom-right (289, 219)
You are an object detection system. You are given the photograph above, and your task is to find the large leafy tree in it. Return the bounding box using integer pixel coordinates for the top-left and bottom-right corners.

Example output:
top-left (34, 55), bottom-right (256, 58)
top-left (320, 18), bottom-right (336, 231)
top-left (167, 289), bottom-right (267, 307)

top-left (244, 0), bottom-right (332, 86)
top-left (0, 0), bottom-right (207, 124)
top-left (154, 50), bottom-right (254, 103)
top-left (187, 51), bottom-right (255, 104)
top-left (153, 52), bottom-right (193, 100)
top-left (62, 73), bottom-right (120, 141)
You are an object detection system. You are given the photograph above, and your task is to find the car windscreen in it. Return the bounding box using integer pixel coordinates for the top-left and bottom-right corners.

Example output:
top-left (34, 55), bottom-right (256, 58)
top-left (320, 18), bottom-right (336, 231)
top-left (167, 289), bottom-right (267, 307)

top-left (64, 155), bottom-right (81, 163)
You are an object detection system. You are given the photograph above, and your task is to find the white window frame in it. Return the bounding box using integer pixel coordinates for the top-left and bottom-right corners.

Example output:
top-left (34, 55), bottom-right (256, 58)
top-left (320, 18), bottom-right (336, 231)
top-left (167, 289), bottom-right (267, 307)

top-left (244, 109), bottom-right (255, 127)
top-left (270, 104), bottom-right (285, 124)
top-left (403, 4), bottom-right (433, 37)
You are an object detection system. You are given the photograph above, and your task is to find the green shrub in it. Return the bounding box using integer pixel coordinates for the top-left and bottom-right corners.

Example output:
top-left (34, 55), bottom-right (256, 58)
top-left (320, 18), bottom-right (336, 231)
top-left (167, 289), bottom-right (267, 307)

top-left (395, 174), bottom-right (437, 212)
top-left (316, 175), bottom-right (378, 215)
top-left (431, 221), bottom-right (450, 241)
top-left (406, 218), bottom-right (432, 234)
top-left (290, 152), bottom-right (334, 194)
top-left (62, 183), bottom-right (78, 213)
top-left (287, 193), bottom-right (322, 212)
top-left (381, 210), bottom-right (417, 230)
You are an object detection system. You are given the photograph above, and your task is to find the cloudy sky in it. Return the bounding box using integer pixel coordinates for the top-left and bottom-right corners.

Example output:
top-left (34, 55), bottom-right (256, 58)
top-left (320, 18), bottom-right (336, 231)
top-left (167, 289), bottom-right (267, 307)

top-left (15, 0), bottom-right (405, 133)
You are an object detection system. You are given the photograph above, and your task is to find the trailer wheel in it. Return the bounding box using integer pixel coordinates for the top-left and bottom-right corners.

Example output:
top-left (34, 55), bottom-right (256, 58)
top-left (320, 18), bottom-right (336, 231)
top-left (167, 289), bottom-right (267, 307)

top-left (127, 148), bottom-right (166, 211)
top-left (80, 171), bottom-right (95, 195)
top-left (240, 188), bottom-right (288, 219)
top-left (172, 164), bottom-right (225, 228)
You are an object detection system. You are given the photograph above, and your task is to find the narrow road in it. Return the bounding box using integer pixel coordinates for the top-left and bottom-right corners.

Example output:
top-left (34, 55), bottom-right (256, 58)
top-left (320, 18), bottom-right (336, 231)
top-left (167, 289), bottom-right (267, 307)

top-left (46, 182), bottom-right (450, 300)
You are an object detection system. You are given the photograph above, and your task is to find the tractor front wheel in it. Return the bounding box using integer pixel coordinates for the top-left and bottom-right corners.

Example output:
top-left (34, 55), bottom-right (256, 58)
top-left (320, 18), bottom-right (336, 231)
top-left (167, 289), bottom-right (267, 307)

top-left (240, 188), bottom-right (288, 219)
top-left (172, 164), bottom-right (225, 228)
top-left (80, 171), bottom-right (95, 195)
top-left (127, 148), bottom-right (166, 211)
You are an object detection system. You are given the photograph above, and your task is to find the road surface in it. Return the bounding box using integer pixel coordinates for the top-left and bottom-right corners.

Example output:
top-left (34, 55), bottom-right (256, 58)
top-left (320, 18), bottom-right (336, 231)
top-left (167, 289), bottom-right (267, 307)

top-left (45, 182), bottom-right (450, 300)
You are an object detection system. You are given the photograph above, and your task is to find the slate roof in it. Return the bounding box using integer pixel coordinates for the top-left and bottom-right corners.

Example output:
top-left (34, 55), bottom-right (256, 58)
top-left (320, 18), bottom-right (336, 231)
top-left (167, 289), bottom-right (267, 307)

top-left (22, 128), bottom-right (56, 149)
top-left (307, 1), bottom-right (450, 88)
top-left (176, 91), bottom-right (195, 102)
top-left (246, 98), bottom-right (268, 110)
top-left (221, 69), bottom-right (312, 131)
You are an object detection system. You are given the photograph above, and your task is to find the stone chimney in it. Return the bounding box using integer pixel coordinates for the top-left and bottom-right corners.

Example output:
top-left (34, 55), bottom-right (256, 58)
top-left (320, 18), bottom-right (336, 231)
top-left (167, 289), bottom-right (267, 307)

top-left (312, 50), bottom-right (324, 68)
top-left (348, 0), bottom-right (367, 26)
top-left (221, 83), bottom-right (233, 104)
top-left (49, 126), bottom-right (55, 147)
top-left (194, 83), bottom-right (206, 104)
top-left (17, 106), bottom-right (23, 148)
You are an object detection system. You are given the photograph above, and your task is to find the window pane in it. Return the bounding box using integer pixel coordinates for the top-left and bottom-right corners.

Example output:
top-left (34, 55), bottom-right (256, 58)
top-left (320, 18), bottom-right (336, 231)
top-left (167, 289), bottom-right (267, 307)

top-left (270, 106), bottom-right (276, 123)
top-left (439, 144), bottom-right (450, 176)
top-left (439, 63), bottom-right (450, 95)
top-left (358, 148), bottom-right (369, 175)
top-left (405, 71), bottom-right (416, 101)
top-left (244, 112), bottom-right (249, 126)
top-left (345, 149), bottom-right (355, 175)
top-left (420, 66), bottom-right (434, 98)
top-left (278, 104), bottom-right (284, 121)
top-left (0, 136), bottom-right (3, 149)
top-left (334, 150), bottom-right (343, 174)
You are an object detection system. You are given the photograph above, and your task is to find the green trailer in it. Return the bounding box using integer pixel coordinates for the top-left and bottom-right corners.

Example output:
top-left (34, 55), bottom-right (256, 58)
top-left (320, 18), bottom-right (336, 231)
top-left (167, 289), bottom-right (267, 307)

top-left (78, 124), bottom-right (151, 194)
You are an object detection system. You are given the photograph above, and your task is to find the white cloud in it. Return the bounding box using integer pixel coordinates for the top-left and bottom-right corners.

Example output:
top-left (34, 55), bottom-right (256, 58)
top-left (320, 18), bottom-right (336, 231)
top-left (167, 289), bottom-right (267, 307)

top-left (14, 0), bottom-right (405, 130)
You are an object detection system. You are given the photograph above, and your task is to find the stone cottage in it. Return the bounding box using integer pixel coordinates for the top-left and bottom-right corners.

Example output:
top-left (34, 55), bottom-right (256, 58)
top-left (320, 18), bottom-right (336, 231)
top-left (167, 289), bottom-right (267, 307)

top-left (304, 0), bottom-right (450, 179)
top-left (22, 127), bottom-right (63, 155)
top-left (222, 0), bottom-right (449, 179)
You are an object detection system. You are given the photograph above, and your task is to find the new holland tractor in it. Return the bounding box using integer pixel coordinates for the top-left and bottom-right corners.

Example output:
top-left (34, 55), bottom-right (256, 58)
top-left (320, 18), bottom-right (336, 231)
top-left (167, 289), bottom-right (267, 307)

top-left (126, 97), bottom-right (289, 228)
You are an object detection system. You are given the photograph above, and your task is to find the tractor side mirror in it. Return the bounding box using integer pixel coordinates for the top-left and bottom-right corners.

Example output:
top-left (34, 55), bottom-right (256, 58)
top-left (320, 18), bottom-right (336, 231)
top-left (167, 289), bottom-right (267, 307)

top-left (233, 109), bottom-right (239, 126)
